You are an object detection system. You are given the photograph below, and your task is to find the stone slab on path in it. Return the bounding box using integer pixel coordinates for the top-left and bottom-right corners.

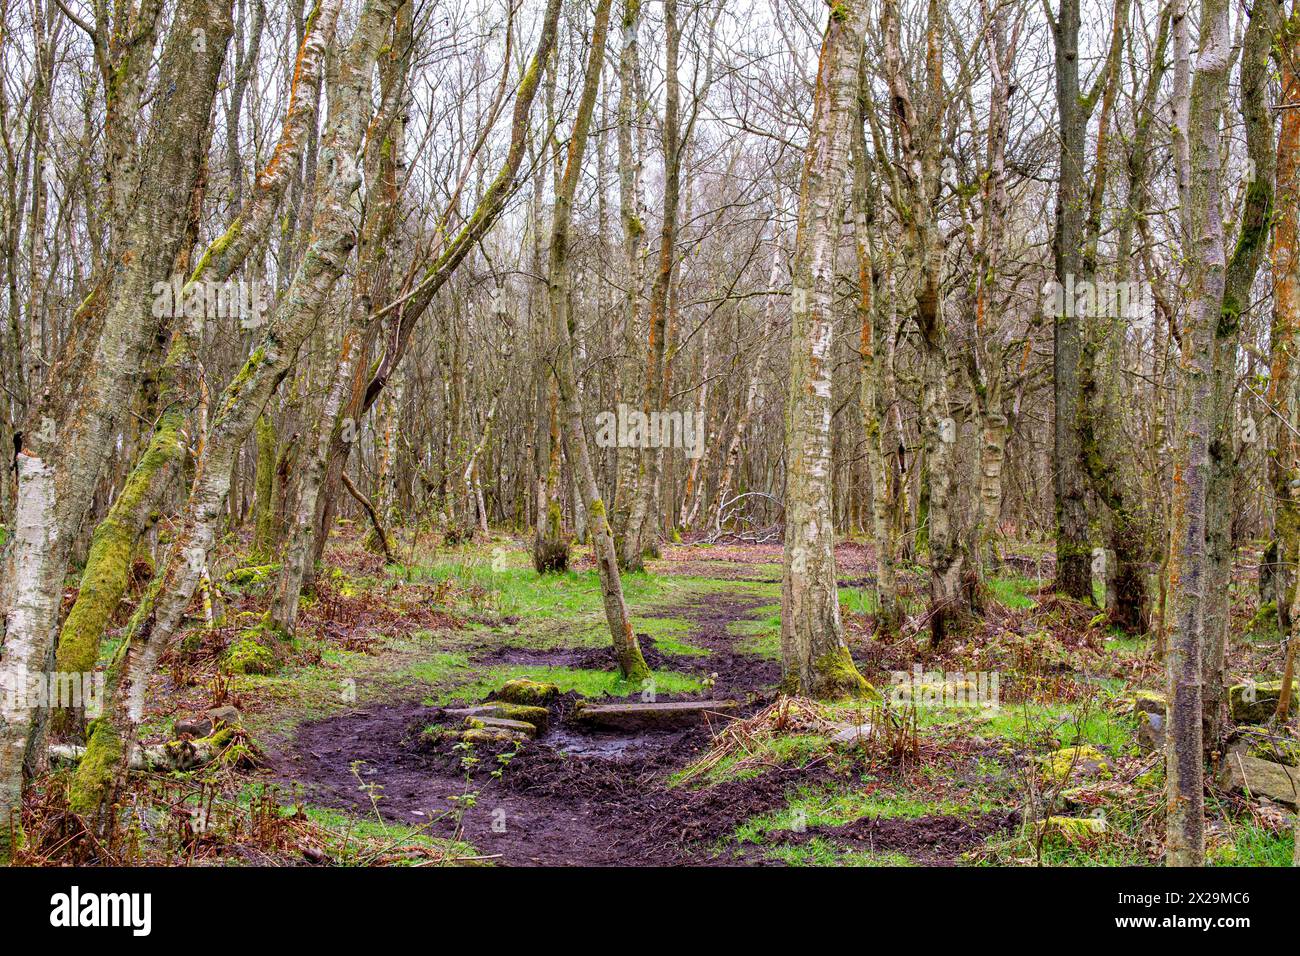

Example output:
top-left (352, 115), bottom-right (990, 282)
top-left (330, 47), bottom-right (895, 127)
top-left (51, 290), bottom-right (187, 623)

top-left (446, 703), bottom-right (550, 733)
top-left (465, 716), bottom-right (539, 738)
top-left (572, 699), bottom-right (738, 732)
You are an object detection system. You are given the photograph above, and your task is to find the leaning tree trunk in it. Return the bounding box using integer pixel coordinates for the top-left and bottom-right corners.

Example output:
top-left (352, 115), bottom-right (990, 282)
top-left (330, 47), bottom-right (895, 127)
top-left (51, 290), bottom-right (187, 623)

top-left (0, 0), bottom-right (236, 859)
top-left (269, 4), bottom-right (410, 636)
top-left (778, 0), bottom-right (870, 700)
top-left (545, 0), bottom-right (650, 682)
top-left (67, 0), bottom-right (402, 821)
top-left (46, 0), bottom-right (340, 741)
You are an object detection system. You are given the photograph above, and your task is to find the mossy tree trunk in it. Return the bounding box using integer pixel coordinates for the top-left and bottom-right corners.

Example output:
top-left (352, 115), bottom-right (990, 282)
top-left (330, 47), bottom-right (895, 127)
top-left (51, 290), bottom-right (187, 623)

top-left (778, 0), bottom-right (869, 699)
top-left (1202, 0), bottom-right (1278, 751)
top-left (50, 343), bottom-right (191, 740)
top-left (546, 0), bottom-right (649, 683)
top-left (68, 0), bottom-right (402, 820)
top-left (252, 414), bottom-right (278, 559)
top-left (880, 0), bottom-right (969, 646)
top-left (1047, 0), bottom-right (1094, 601)
top-left (0, 0), bottom-right (236, 859)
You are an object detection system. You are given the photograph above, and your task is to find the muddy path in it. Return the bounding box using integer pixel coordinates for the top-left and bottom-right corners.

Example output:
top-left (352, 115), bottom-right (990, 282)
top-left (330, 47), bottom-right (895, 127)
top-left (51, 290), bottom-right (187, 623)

top-left (277, 696), bottom-right (830, 865)
top-left (271, 585), bottom-right (1000, 866)
top-left (275, 588), bottom-right (791, 865)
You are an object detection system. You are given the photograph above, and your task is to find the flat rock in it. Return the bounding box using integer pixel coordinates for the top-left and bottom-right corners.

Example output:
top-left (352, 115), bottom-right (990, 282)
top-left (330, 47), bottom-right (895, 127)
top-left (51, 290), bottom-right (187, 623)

top-left (446, 702), bottom-right (549, 733)
top-left (572, 699), bottom-right (738, 732)
top-left (1227, 726), bottom-right (1299, 767)
top-left (205, 705), bottom-right (242, 726)
top-left (829, 723), bottom-right (873, 747)
top-left (461, 727), bottom-right (529, 745)
top-left (1219, 754), bottom-right (1300, 809)
top-left (465, 716), bottom-right (538, 738)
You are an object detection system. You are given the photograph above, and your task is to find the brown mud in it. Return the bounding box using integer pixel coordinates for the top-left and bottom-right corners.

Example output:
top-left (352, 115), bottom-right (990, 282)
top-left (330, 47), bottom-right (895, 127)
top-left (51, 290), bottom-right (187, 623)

top-left (274, 582), bottom-right (980, 866)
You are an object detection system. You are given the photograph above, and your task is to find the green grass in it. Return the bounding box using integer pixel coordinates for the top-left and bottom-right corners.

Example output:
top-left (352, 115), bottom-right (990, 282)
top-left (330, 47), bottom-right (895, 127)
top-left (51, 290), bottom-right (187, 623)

top-left (634, 615), bottom-right (711, 656)
top-left (917, 701), bottom-right (1137, 752)
top-left (1210, 822), bottom-right (1295, 866)
top-left (670, 733), bottom-right (829, 788)
top-left (989, 575), bottom-right (1039, 610)
top-left (760, 837), bottom-right (913, 867)
top-left (728, 604), bottom-right (781, 658)
top-left (733, 781), bottom-right (997, 846)
top-left (299, 805), bottom-right (482, 865)
top-left (419, 662), bottom-right (703, 706)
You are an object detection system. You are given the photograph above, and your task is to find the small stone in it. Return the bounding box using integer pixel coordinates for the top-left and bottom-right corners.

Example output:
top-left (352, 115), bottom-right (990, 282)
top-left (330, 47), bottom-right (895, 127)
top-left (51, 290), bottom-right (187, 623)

top-left (205, 705), bottom-right (242, 726)
top-left (829, 723), bottom-right (873, 747)
top-left (175, 716), bottom-right (214, 738)
top-left (1137, 711), bottom-right (1165, 753)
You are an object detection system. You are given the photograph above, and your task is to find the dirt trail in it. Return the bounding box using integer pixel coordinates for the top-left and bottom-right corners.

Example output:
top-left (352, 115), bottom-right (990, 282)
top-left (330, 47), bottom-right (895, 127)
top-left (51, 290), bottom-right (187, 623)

top-left (276, 589), bottom-right (784, 865)
top-left (272, 579), bottom-right (1011, 865)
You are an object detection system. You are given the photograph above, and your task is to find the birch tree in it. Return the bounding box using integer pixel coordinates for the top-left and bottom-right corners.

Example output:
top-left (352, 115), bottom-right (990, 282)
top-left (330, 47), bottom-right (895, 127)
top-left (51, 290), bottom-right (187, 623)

top-left (779, 0), bottom-right (869, 699)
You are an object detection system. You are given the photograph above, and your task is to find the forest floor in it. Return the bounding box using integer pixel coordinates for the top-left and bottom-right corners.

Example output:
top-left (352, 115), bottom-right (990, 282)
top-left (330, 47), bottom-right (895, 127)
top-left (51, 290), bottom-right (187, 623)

top-left (22, 526), bottom-right (1298, 866)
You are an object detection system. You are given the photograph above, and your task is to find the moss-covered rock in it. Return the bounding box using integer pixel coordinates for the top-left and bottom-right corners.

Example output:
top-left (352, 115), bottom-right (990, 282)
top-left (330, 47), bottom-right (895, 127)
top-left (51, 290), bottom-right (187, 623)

top-left (1229, 726), bottom-right (1299, 767)
top-left (460, 727), bottom-right (529, 746)
top-left (224, 631), bottom-right (276, 675)
top-left (1041, 745), bottom-right (1112, 786)
top-left (224, 563), bottom-right (280, 588)
top-left (1038, 815), bottom-right (1107, 843)
top-left (1130, 689), bottom-right (1167, 716)
top-left (1219, 753), bottom-right (1300, 808)
top-left (464, 716), bottom-right (538, 738)
top-left (496, 678), bottom-right (560, 706)
top-left (1229, 679), bottom-right (1298, 723)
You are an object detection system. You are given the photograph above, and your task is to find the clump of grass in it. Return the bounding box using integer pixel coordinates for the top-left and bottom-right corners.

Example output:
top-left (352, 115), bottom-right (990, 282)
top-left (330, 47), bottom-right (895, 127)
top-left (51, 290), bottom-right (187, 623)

top-left (427, 663), bottom-right (703, 706)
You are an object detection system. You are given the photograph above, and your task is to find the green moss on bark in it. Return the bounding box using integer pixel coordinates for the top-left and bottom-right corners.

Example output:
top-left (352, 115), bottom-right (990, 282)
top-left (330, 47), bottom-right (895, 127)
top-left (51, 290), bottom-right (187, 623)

top-left (69, 721), bottom-right (125, 815)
